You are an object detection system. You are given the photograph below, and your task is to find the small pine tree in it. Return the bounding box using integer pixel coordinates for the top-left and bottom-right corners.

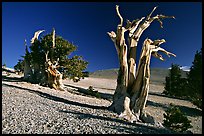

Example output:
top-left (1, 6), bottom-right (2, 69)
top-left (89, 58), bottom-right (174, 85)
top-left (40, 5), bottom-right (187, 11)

top-left (87, 86), bottom-right (101, 98)
top-left (14, 59), bottom-right (24, 72)
top-left (163, 104), bottom-right (192, 132)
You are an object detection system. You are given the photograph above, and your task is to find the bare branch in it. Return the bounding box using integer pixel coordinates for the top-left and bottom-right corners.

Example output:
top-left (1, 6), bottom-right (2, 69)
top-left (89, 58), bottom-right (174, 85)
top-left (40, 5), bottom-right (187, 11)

top-left (116, 5), bottom-right (123, 26)
top-left (157, 14), bottom-right (176, 19)
top-left (107, 31), bottom-right (120, 55)
top-left (129, 17), bottom-right (145, 37)
top-left (152, 46), bottom-right (176, 61)
top-left (157, 18), bottom-right (163, 28)
top-left (45, 51), bottom-right (49, 62)
top-left (148, 39), bottom-right (176, 59)
top-left (146, 6), bottom-right (158, 20)
top-left (31, 30), bottom-right (45, 44)
top-left (151, 39), bottom-right (166, 46)
top-left (52, 28), bottom-right (55, 48)
top-left (152, 52), bottom-right (165, 61)
top-left (107, 31), bottom-right (116, 41)
top-left (125, 19), bottom-right (132, 29)
top-left (53, 58), bottom-right (60, 68)
top-left (152, 14), bottom-right (175, 28)
top-left (159, 48), bottom-right (176, 57)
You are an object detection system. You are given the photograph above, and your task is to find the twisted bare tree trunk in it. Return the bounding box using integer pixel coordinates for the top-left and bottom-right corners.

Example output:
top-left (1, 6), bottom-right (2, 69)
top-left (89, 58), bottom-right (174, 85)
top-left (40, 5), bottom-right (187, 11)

top-left (108, 5), bottom-right (176, 123)
top-left (45, 51), bottom-right (65, 91)
top-left (44, 29), bottom-right (65, 91)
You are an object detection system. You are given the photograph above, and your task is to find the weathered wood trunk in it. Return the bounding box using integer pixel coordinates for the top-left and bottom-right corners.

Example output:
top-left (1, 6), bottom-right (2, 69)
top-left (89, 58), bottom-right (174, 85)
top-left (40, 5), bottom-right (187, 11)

top-left (45, 53), bottom-right (65, 91)
top-left (44, 29), bottom-right (65, 91)
top-left (108, 5), bottom-right (176, 123)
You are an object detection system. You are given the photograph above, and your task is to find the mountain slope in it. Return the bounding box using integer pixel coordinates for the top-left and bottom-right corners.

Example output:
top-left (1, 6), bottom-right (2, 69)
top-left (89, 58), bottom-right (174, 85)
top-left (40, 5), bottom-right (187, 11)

top-left (90, 68), bottom-right (188, 85)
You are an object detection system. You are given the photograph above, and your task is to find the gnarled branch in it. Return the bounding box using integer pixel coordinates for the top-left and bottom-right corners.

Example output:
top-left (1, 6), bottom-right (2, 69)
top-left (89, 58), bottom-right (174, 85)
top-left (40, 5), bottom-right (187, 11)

top-left (146, 6), bottom-right (158, 20)
top-left (52, 28), bottom-right (55, 48)
top-left (116, 5), bottom-right (123, 26)
top-left (31, 30), bottom-right (45, 44)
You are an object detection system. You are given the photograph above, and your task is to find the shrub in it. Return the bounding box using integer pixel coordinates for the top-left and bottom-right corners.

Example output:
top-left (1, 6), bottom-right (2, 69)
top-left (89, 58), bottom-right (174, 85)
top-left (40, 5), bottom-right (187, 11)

top-left (163, 104), bottom-right (192, 132)
top-left (87, 86), bottom-right (101, 98)
top-left (164, 49), bottom-right (202, 109)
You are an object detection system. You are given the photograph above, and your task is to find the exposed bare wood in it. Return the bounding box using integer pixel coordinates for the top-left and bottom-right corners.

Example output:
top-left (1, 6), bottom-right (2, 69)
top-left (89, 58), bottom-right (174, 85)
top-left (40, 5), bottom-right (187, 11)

top-left (116, 5), bottom-right (123, 26)
top-left (52, 29), bottom-right (55, 48)
top-left (146, 6), bottom-right (158, 20)
top-left (45, 51), bottom-right (49, 62)
top-left (131, 38), bottom-right (175, 115)
top-left (128, 17), bottom-right (145, 38)
top-left (152, 14), bottom-right (175, 28)
top-left (45, 56), bottom-right (65, 91)
top-left (108, 5), bottom-right (175, 124)
top-left (107, 31), bottom-right (119, 55)
top-left (31, 30), bottom-right (45, 44)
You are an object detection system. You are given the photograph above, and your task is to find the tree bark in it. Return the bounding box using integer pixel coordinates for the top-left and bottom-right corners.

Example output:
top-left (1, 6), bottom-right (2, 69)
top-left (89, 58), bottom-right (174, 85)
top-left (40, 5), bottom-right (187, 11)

top-left (44, 29), bottom-right (66, 91)
top-left (47, 64), bottom-right (65, 91)
top-left (108, 5), bottom-right (176, 123)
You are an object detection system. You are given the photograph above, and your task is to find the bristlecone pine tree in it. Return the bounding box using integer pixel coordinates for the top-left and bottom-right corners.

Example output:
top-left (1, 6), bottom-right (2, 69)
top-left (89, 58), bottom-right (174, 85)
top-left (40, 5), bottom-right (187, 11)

top-left (107, 5), bottom-right (176, 123)
top-left (18, 29), bottom-right (88, 91)
top-left (187, 48), bottom-right (202, 108)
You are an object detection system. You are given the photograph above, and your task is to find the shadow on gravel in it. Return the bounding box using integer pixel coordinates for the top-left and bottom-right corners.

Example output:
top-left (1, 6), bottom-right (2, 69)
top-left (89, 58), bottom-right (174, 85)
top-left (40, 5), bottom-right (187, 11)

top-left (149, 92), bottom-right (191, 101)
top-left (175, 105), bottom-right (202, 117)
top-left (147, 100), bottom-right (169, 110)
top-left (64, 84), bottom-right (113, 101)
top-left (147, 100), bottom-right (202, 117)
top-left (2, 83), bottom-right (107, 110)
top-left (105, 124), bottom-right (173, 134)
top-left (2, 75), bottom-right (24, 82)
top-left (59, 109), bottom-right (174, 134)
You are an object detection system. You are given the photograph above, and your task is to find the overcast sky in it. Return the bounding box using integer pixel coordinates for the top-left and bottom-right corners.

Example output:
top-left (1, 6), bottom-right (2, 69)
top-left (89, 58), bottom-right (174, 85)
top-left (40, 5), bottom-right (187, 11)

top-left (2, 2), bottom-right (202, 72)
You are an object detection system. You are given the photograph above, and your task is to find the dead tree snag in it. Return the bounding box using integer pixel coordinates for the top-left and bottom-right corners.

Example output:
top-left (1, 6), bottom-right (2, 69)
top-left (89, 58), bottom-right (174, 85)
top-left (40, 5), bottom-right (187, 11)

top-left (108, 5), bottom-right (176, 124)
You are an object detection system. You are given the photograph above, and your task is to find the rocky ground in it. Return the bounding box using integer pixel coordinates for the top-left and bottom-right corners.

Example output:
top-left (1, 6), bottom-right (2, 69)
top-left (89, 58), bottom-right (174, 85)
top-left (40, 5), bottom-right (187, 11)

top-left (2, 72), bottom-right (202, 134)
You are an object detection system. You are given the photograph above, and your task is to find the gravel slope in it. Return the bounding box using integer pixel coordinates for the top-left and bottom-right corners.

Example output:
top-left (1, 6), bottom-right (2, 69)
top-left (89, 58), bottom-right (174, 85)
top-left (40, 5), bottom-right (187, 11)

top-left (2, 73), bottom-right (202, 134)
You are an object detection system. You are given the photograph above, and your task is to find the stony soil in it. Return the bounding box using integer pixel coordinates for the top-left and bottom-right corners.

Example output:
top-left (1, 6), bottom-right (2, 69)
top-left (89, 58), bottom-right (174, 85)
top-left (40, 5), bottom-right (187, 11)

top-left (2, 72), bottom-right (202, 134)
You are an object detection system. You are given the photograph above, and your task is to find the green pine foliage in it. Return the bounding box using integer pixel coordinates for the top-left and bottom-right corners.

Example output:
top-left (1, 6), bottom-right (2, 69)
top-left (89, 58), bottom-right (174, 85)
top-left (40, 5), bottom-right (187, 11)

top-left (164, 48), bottom-right (202, 109)
top-left (163, 104), bottom-right (192, 132)
top-left (187, 48), bottom-right (202, 108)
top-left (163, 64), bottom-right (188, 97)
top-left (14, 59), bottom-right (24, 72)
top-left (14, 30), bottom-right (88, 83)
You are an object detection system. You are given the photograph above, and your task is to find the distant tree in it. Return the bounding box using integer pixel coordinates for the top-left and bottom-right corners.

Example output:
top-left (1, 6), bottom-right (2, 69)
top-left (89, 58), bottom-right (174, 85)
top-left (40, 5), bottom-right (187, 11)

top-left (82, 71), bottom-right (90, 78)
top-left (16, 28), bottom-right (88, 90)
top-left (187, 48), bottom-right (202, 108)
top-left (2, 63), bottom-right (6, 67)
top-left (164, 63), bottom-right (189, 97)
top-left (164, 49), bottom-right (202, 108)
top-left (14, 59), bottom-right (24, 72)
